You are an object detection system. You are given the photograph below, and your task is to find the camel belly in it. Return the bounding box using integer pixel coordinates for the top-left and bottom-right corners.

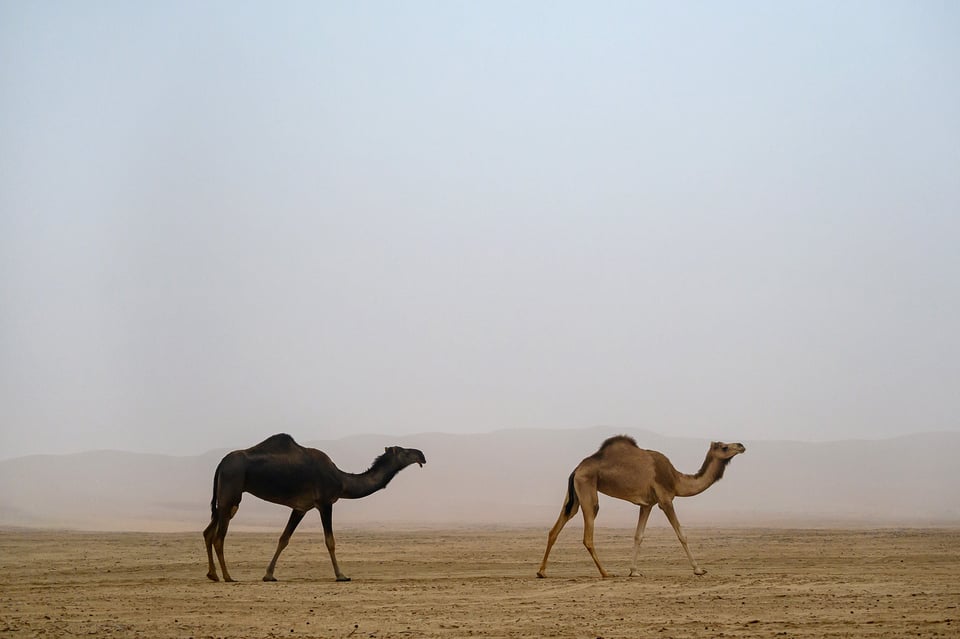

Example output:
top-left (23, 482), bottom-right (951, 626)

top-left (598, 479), bottom-right (656, 507)
top-left (246, 488), bottom-right (317, 511)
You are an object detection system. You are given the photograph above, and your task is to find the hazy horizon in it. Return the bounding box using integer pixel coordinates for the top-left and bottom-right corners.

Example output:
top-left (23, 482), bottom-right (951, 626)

top-left (2, 2), bottom-right (958, 460)
top-left (2, 424), bottom-right (957, 462)
top-left (2, 428), bottom-right (958, 530)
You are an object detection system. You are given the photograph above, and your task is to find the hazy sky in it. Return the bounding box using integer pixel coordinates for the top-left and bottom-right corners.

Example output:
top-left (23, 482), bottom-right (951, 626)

top-left (2, 1), bottom-right (958, 459)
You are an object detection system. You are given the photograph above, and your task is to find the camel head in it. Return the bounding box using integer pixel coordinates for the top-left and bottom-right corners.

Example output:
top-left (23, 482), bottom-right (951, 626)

top-left (384, 446), bottom-right (426, 468)
top-left (710, 441), bottom-right (746, 461)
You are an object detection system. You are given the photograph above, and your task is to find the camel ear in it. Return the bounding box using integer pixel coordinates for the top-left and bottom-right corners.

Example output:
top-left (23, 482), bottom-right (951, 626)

top-left (385, 447), bottom-right (389, 453)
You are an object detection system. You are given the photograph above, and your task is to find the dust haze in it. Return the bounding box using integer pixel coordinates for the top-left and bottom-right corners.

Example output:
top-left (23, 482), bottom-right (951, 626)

top-left (1, 428), bottom-right (957, 532)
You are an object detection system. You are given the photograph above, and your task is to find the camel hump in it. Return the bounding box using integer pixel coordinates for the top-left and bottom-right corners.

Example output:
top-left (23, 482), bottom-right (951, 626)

top-left (250, 433), bottom-right (302, 453)
top-left (595, 435), bottom-right (638, 453)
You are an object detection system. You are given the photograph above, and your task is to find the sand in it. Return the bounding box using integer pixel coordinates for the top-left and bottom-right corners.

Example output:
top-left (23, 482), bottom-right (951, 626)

top-left (0, 527), bottom-right (957, 638)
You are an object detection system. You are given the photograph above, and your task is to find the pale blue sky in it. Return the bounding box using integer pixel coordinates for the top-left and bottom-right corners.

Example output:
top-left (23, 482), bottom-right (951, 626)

top-left (1, 1), bottom-right (958, 458)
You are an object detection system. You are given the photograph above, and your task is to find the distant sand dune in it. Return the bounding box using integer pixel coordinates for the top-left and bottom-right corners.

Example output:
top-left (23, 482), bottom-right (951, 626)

top-left (1, 427), bottom-right (958, 531)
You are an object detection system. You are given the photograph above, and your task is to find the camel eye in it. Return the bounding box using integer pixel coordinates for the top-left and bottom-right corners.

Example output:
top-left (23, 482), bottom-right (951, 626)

top-left (722, 445), bottom-right (729, 452)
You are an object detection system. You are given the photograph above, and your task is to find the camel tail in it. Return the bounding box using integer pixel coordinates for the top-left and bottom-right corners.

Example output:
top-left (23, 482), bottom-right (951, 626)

top-left (563, 470), bottom-right (577, 517)
top-left (210, 462), bottom-right (221, 517)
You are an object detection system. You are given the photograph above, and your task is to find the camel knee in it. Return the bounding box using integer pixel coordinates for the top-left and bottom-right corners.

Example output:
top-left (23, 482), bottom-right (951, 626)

top-left (203, 520), bottom-right (218, 540)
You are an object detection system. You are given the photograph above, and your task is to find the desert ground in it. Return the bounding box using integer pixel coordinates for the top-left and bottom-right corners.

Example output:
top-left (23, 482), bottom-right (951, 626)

top-left (0, 527), bottom-right (957, 638)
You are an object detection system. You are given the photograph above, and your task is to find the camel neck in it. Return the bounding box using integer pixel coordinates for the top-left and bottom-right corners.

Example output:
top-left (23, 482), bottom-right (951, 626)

top-left (674, 453), bottom-right (729, 498)
top-left (338, 463), bottom-right (404, 499)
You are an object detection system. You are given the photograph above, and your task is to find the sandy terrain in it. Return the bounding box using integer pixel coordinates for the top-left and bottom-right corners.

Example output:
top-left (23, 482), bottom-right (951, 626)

top-left (0, 527), bottom-right (957, 638)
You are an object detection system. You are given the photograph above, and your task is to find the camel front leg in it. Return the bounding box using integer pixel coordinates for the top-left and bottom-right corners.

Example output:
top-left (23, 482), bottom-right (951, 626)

top-left (629, 506), bottom-right (652, 577)
top-left (263, 509), bottom-right (306, 582)
top-left (319, 503), bottom-right (350, 582)
top-left (659, 500), bottom-right (706, 575)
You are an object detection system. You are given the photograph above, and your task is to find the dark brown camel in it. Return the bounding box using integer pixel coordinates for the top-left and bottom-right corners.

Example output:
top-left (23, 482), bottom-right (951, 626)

top-left (203, 433), bottom-right (425, 582)
top-left (537, 436), bottom-right (745, 578)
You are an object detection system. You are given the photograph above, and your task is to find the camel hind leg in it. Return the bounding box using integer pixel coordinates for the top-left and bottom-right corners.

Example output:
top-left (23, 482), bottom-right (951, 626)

top-left (203, 517), bottom-right (219, 581)
top-left (205, 460), bottom-right (242, 583)
top-left (212, 503), bottom-right (239, 582)
top-left (203, 463), bottom-right (223, 581)
top-left (576, 480), bottom-right (612, 578)
top-left (536, 489), bottom-right (580, 577)
top-left (537, 471), bottom-right (582, 578)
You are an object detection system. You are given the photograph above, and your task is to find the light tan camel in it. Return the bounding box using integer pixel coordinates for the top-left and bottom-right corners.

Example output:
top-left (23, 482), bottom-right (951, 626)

top-left (203, 434), bottom-right (425, 583)
top-left (537, 436), bottom-right (745, 578)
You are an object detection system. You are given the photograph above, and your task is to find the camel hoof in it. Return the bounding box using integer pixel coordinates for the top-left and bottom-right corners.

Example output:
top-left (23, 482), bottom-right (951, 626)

top-left (694, 568), bottom-right (707, 576)
top-left (336, 576), bottom-right (351, 582)
top-left (224, 576), bottom-right (236, 583)
top-left (207, 573), bottom-right (219, 582)
top-left (262, 575), bottom-right (277, 582)
top-left (536, 572), bottom-right (546, 579)
top-left (629, 570), bottom-right (642, 578)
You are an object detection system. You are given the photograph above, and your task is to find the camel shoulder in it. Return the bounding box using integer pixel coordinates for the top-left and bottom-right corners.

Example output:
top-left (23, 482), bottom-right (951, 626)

top-left (644, 448), bottom-right (679, 489)
top-left (643, 448), bottom-right (671, 464)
